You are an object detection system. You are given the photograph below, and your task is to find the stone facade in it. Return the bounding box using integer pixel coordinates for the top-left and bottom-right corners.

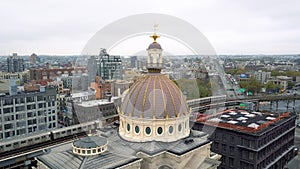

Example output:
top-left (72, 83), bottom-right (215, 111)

top-left (119, 114), bottom-right (190, 142)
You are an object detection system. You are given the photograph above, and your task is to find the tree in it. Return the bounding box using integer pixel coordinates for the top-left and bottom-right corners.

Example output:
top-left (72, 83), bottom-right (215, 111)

top-left (265, 81), bottom-right (280, 93)
top-left (287, 81), bottom-right (295, 90)
top-left (225, 68), bottom-right (246, 75)
top-left (239, 77), bottom-right (261, 95)
top-left (175, 79), bottom-right (211, 99)
top-left (271, 70), bottom-right (300, 77)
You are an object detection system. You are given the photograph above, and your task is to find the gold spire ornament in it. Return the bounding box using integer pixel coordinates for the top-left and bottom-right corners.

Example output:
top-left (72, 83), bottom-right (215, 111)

top-left (150, 24), bottom-right (160, 42)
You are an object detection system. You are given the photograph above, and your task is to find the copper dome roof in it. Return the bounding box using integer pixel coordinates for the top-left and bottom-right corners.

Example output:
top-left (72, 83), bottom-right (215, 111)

top-left (121, 74), bottom-right (189, 119)
top-left (148, 42), bottom-right (162, 50)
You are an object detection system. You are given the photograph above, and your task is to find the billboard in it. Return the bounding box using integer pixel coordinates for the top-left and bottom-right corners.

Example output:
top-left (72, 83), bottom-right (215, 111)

top-left (240, 74), bottom-right (248, 78)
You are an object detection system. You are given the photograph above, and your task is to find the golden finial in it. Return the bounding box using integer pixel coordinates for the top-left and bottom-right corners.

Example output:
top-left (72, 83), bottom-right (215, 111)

top-left (165, 114), bottom-right (169, 119)
top-left (150, 24), bottom-right (160, 42)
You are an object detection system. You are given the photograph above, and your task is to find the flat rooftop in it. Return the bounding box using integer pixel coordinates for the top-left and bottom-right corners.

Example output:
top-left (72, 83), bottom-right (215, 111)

top-left (70, 92), bottom-right (92, 98)
top-left (77, 99), bottom-right (112, 107)
top-left (197, 109), bottom-right (290, 133)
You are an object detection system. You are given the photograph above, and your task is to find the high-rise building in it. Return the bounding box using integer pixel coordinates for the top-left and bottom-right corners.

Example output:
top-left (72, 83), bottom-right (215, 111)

top-left (97, 49), bottom-right (123, 80)
top-left (130, 56), bottom-right (137, 68)
top-left (7, 53), bottom-right (25, 73)
top-left (0, 86), bottom-right (58, 140)
top-left (30, 53), bottom-right (37, 65)
top-left (87, 55), bottom-right (97, 84)
top-left (193, 109), bottom-right (297, 169)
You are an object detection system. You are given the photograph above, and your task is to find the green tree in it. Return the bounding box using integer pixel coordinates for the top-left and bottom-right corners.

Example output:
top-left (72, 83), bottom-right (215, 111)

top-left (175, 79), bottom-right (211, 99)
top-left (271, 70), bottom-right (300, 77)
top-left (287, 81), bottom-right (295, 89)
top-left (225, 68), bottom-right (246, 75)
top-left (265, 81), bottom-right (276, 91)
top-left (239, 77), bottom-right (261, 95)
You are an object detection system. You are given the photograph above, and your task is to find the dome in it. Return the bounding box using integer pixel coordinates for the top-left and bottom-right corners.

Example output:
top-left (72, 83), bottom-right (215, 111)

top-left (73, 136), bottom-right (107, 148)
top-left (72, 136), bottom-right (108, 156)
top-left (118, 32), bottom-right (190, 143)
top-left (119, 73), bottom-right (191, 142)
top-left (148, 42), bottom-right (162, 50)
top-left (121, 74), bottom-right (189, 119)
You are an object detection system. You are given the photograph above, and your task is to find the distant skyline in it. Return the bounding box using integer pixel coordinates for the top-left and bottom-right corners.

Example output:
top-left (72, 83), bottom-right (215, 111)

top-left (0, 0), bottom-right (300, 55)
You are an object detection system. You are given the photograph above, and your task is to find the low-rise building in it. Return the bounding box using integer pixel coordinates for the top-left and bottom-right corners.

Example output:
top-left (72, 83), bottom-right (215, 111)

top-left (73, 98), bottom-right (120, 126)
top-left (65, 92), bottom-right (95, 125)
top-left (254, 70), bottom-right (271, 84)
top-left (0, 70), bottom-right (29, 84)
top-left (193, 109), bottom-right (297, 169)
top-left (267, 76), bottom-right (293, 90)
top-left (29, 67), bottom-right (87, 81)
top-left (60, 74), bottom-right (89, 91)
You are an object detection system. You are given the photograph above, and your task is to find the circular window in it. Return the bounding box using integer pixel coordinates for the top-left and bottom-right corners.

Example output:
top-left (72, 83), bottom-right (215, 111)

top-left (127, 124), bottom-right (130, 132)
top-left (145, 127), bottom-right (151, 135)
top-left (169, 126), bottom-right (174, 134)
top-left (157, 127), bottom-right (163, 135)
top-left (135, 125), bottom-right (140, 134)
top-left (178, 124), bottom-right (182, 132)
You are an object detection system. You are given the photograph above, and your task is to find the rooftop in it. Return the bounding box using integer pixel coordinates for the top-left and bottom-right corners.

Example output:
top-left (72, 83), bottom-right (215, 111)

top-left (73, 136), bottom-right (107, 149)
top-left (37, 128), bottom-right (210, 169)
top-left (197, 109), bottom-right (290, 134)
top-left (37, 146), bottom-right (140, 169)
top-left (77, 99), bottom-right (112, 107)
top-left (70, 92), bottom-right (92, 98)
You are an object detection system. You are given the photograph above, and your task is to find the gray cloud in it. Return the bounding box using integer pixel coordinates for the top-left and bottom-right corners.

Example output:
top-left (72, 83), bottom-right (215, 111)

top-left (0, 0), bottom-right (299, 55)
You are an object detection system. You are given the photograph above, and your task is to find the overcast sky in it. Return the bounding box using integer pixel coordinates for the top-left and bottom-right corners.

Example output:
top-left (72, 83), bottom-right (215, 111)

top-left (0, 0), bottom-right (300, 55)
